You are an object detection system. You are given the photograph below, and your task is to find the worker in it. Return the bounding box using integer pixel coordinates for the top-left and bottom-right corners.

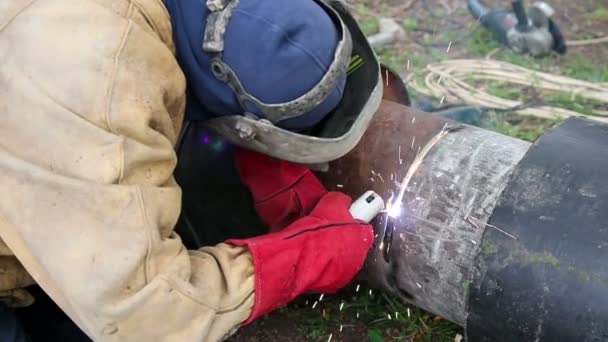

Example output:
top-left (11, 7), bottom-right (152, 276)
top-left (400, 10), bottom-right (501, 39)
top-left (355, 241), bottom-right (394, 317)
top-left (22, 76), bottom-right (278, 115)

top-left (0, 0), bottom-right (383, 340)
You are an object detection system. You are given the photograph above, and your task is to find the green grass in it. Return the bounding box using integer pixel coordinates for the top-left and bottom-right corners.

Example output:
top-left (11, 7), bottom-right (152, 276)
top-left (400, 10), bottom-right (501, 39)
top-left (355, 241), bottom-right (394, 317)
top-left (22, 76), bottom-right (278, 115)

top-left (293, 285), bottom-right (462, 341)
top-left (585, 7), bottom-right (608, 21)
top-left (353, 4), bottom-right (380, 36)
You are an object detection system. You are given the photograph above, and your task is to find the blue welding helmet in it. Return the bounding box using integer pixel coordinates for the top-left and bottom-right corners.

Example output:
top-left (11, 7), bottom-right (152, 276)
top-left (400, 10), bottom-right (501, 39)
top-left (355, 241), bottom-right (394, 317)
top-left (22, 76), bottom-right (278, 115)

top-left (168, 0), bottom-right (382, 164)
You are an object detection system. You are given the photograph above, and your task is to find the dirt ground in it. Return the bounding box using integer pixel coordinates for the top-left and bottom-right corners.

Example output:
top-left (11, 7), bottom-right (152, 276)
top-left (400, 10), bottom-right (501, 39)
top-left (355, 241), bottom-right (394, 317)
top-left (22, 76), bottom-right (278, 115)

top-left (228, 0), bottom-right (608, 341)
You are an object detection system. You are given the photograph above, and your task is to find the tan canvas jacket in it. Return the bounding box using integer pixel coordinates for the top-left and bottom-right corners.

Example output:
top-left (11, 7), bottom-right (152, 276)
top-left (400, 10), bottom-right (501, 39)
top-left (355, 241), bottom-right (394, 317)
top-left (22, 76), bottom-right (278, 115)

top-left (0, 0), bottom-right (255, 340)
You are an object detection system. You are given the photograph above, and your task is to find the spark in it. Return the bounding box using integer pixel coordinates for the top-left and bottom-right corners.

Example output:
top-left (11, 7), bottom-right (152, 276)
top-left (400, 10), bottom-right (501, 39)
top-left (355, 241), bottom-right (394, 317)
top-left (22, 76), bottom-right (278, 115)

top-left (357, 312), bottom-right (360, 319)
top-left (466, 216), bottom-right (518, 240)
top-left (385, 69), bottom-right (389, 87)
top-left (327, 333), bottom-right (333, 342)
top-left (369, 289), bottom-right (373, 296)
top-left (412, 116), bottom-right (416, 124)
top-left (390, 173), bottom-right (394, 180)
top-left (370, 177), bottom-right (375, 183)
top-left (411, 136), bottom-right (416, 149)
top-left (340, 325), bottom-right (344, 332)
top-left (398, 145), bottom-right (402, 165)
top-left (446, 41), bottom-right (452, 53)
top-left (438, 74), bottom-right (443, 84)
top-left (305, 300), bottom-right (309, 305)
top-left (395, 312), bottom-right (399, 319)
top-left (312, 301), bottom-right (318, 309)
top-left (407, 308), bottom-right (411, 318)
top-left (471, 240), bottom-right (477, 245)
top-left (319, 294), bottom-right (324, 302)
top-left (416, 282), bottom-right (422, 289)
top-left (407, 59), bottom-right (410, 70)
top-left (336, 184), bottom-right (344, 188)
top-left (371, 170), bottom-right (376, 175)
top-left (388, 314), bottom-right (392, 320)
top-left (356, 284), bottom-right (360, 292)
top-left (378, 174), bottom-right (385, 182)
top-left (440, 96), bottom-right (446, 104)
top-left (340, 302), bottom-right (345, 311)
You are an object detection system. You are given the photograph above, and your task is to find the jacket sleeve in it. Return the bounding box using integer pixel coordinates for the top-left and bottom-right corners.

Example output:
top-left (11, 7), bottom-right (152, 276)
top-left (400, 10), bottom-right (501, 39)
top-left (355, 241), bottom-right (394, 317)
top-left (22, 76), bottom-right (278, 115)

top-left (0, 1), bottom-right (253, 341)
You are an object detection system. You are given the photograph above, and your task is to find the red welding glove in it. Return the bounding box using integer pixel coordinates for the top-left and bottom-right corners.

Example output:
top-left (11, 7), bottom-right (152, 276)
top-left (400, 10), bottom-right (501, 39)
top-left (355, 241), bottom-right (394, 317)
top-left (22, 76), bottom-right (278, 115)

top-left (226, 191), bottom-right (374, 325)
top-left (235, 148), bottom-right (327, 232)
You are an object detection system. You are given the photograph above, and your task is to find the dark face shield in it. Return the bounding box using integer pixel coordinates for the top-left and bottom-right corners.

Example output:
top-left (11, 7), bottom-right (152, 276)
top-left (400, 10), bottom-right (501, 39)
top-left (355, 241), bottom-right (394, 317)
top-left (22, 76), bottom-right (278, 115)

top-left (202, 0), bottom-right (383, 164)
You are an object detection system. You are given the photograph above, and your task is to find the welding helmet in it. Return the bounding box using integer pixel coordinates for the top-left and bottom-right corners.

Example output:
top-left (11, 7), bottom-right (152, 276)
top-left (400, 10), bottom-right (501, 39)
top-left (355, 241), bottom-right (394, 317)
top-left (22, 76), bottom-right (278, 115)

top-left (166, 0), bottom-right (382, 164)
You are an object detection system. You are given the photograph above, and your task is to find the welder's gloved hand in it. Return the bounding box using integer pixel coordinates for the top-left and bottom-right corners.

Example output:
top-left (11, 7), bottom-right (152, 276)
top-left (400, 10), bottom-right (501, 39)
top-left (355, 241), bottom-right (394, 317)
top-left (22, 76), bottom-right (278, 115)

top-left (226, 192), bottom-right (374, 325)
top-left (235, 147), bottom-right (327, 232)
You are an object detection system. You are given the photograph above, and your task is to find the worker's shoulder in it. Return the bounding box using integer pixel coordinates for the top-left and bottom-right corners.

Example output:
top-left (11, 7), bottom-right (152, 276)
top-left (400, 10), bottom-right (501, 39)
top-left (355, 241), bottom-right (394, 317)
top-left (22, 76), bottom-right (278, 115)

top-left (0, 0), bottom-right (183, 132)
top-left (1, 0), bottom-right (174, 52)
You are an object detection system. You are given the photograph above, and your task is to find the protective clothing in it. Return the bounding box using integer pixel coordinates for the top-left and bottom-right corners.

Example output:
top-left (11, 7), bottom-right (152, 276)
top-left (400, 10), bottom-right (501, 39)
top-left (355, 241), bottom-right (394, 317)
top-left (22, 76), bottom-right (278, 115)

top-left (235, 148), bottom-right (328, 232)
top-left (176, 0), bottom-right (384, 164)
top-left (0, 0), bottom-right (375, 341)
top-left (1, 1), bottom-right (254, 341)
top-left (227, 192), bottom-right (374, 325)
top-left (163, 0), bottom-right (347, 130)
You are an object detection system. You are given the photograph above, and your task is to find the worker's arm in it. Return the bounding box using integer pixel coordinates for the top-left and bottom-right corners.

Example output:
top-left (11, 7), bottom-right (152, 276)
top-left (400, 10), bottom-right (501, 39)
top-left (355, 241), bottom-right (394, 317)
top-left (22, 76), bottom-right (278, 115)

top-left (0, 1), bottom-right (254, 340)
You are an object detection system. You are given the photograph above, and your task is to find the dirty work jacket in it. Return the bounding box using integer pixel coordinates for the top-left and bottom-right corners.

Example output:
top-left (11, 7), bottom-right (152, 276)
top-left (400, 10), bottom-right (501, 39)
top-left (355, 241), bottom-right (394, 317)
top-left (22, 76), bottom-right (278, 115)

top-left (0, 0), bottom-right (255, 340)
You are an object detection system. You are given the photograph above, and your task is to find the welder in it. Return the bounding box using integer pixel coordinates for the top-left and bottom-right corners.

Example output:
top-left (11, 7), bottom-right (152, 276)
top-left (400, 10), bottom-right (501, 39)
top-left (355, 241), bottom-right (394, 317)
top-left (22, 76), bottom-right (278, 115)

top-left (0, 0), bottom-right (383, 340)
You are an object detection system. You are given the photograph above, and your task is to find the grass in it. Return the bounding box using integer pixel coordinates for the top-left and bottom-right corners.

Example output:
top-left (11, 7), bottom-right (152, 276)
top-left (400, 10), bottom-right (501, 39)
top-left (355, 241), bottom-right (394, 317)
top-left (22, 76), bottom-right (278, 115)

top-left (290, 285), bottom-right (462, 341)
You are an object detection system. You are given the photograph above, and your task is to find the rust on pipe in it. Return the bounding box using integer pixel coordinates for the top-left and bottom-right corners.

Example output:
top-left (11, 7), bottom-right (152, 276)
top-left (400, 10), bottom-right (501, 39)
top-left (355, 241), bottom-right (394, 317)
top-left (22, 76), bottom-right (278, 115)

top-left (315, 100), bottom-right (530, 324)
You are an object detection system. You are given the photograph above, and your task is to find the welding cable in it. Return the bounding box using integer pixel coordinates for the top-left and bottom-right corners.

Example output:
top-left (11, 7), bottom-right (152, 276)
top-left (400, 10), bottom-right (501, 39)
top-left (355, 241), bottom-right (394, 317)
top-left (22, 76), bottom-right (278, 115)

top-left (405, 58), bottom-right (608, 122)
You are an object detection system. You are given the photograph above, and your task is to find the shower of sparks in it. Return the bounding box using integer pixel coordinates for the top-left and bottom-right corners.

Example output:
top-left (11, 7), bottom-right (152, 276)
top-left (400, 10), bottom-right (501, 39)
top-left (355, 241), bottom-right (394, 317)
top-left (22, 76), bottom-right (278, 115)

top-left (388, 127), bottom-right (456, 218)
top-left (339, 302), bottom-right (345, 311)
top-left (411, 136), bottom-right (416, 149)
top-left (446, 41), bottom-right (452, 53)
top-left (312, 301), bottom-right (318, 309)
top-left (356, 284), bottom-right (360, 292)
top-left (319, 294), bottom-right (324, 302)
top-left (407, 308), bottom-right (411, 318)
top-left (407, 59), bottom-right (410, 70)
top-left (327, 333), bottom-right (333, 342)
top-left (336, 184), bottom-right (344, 188)
top-left (440, 96), bottom-right (446, 104)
